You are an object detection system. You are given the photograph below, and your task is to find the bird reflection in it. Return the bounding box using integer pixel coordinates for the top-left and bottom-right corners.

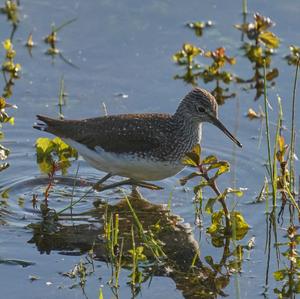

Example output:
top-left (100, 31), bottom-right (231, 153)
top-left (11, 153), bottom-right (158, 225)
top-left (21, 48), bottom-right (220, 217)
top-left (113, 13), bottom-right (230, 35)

top-left (28, 188), bottom-right (232, 298)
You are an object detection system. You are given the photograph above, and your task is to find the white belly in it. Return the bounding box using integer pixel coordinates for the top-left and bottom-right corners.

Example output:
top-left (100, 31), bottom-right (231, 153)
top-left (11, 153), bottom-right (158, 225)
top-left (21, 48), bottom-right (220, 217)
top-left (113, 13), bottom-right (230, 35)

top-left (63, 139), bottom-right (184, 181)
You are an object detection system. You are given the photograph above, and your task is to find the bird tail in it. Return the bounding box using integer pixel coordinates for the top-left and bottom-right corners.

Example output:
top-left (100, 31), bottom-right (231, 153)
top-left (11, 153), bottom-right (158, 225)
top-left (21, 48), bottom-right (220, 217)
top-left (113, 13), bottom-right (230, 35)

top-left (33, 115), bottom-right (64, 136)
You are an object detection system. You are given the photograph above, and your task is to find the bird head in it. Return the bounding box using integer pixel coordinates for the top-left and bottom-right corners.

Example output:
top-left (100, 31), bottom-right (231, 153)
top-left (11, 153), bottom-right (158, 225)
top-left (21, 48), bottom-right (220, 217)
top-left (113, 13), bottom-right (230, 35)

top-left (176, 88), bottom-right (242, 148)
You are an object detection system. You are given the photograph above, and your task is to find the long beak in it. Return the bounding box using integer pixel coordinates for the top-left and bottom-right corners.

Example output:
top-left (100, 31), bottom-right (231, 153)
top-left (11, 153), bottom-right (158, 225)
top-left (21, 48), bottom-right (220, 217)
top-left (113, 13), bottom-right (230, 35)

top-left (210, 116), bottom-right (242, 148)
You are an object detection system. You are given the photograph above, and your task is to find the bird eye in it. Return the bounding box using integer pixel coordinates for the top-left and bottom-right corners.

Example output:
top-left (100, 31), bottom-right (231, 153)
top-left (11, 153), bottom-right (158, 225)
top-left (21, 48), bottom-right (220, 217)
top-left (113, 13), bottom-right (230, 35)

top-left (197, 106), bottom-right (205, 113)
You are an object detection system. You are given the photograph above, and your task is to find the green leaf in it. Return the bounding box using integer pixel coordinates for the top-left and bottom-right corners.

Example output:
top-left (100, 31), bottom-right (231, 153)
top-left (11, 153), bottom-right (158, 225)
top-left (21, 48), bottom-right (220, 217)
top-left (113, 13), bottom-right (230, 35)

top-left (182, 144), bottom-right (201, 166)
top-left (35, 137), bottom-right (53, 153)
top-left (179, 172), bottom-right (201, 185)
top-left (266, 68), bottom-right (279, 81)
top-left (99, 288), bottom-right (104, 299)
top-left (273, 269), bottom-right (287, 281)
top-left (207, 161), bottom-right (228, 171)
top-left (183, 43), bottom-right (203, 57)
top-left (204, 255), bottom-right (214, 267)
top-left (225, 188), bottom-right (244, 197)
top-left (205, 197), bottom-right (217, 214)
top-left (52, 137), bottom-right (69, 151)
top-left (207, 211), bottom-right (224, 234)
top-left (193, 181), bottom-right (209, 194)
top-left (231, 211), bottom-right (249, 240)
top-left (202, 155), bottom-right (217, 164)
top-left (216, 164), bottom-right (230, 176)
top-left (0, 97), bottom-right (6, 109)
top-left (259, 31), bottom-right (280, 48)
top-left (295, 280), bottom-right (300, 293)
top-left (172, 51), bottom-right (185, 64)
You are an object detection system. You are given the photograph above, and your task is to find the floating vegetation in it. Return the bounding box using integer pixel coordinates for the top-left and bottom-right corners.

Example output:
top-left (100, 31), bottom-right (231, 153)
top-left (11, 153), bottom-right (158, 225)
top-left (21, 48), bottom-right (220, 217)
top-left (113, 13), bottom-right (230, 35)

top-left (246, 107), bottom-right (265, 120)
top-left (25, 32), bottom-right (35, 56)
top-left (25, 33), bottom-right (35, 48)
top-left (0, 0), bottom-right (19, 25)
top-left (186, 20), bottom-right (213, 37)
top-left (201, 47), bottom-right (236, 104)
top-left (235, 12), bottom-right (280, 100)
top-left (0, 97), bottom-right (15, 171)
top-left (173, 43), bottom-right (236, 103)
top-left (0, 0), bottom-right (19, 40)
top-left (44, 18), bottom-right (77, 56)
top-left (44, 29), bottom-right (59, 55)
top-left (0, 38), bottom-right (19, 172)
top-left (0, 144), bottom-right (10, 172)
top-left (173, 43), bottom-right (203, 85)
top-left (2, 39), bottom-right (21, 98)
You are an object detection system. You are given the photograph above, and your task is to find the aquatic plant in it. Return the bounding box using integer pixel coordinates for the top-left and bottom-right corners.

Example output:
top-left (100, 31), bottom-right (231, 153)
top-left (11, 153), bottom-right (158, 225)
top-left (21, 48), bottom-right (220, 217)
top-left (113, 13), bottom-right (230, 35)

top-left (173, 43), bottom-right (203, 85)
top-left (201, 47), bottom-right (236, 104)
top-left (2, 39), bottom-right (21, 98)
top-left (285, 45), bottom-right (300, 66)
top-left (173, 44), bottom-right (236, 104)
top-left (0, 0), bottom-right (19, 26)
top-left (180, 144), bottom-right (249, 239)
top-left (259, 58), bottom-right (300, 297)
top-left (0, 39), bottom-right (19, 172)
top-left (186, 20), bottom-right (213, 37)
top-left (235, 12), bottom-right (280, 100)
top-left (44, 18), bottom-right (76, 56)
top-left (35, 137), bottom-right (78, 175)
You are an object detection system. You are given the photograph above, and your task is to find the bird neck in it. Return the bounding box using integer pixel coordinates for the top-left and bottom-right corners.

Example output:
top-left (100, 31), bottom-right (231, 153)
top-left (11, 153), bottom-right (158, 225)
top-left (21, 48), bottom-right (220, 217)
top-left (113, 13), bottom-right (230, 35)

top-left (171, 110), bottom-right (202, 155)
top-left (172, 108), bottom-right (200, 133)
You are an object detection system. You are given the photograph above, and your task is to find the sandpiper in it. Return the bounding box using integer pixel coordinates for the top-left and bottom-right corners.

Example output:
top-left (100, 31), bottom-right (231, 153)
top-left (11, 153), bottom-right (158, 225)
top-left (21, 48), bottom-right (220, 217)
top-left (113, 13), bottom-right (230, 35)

top-left (34, 88), bottom-right (241, 186)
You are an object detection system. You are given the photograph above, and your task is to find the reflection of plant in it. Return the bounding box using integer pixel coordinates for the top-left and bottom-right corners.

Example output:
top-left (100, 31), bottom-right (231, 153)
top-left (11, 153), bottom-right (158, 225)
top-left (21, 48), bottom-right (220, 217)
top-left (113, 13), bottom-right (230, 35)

top-left (128, 226), bottom-right (147, 296)
top-left (273, 225), bottom-right (300, 297)
top-left (285, 45), bottom-right (300, 66)
top-left (63, 253), bottom-right (95, 296)
top-left (235, 13), bottom-right (280, 100)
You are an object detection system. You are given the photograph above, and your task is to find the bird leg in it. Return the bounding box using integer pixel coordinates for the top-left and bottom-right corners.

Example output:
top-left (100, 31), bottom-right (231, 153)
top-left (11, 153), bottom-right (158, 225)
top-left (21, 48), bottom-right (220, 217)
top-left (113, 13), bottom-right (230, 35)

top-left (93, 178), bottom-right (163, 192)
top-left (130, 179), bottom-right (163, 190)
top-left (93, 173), bottom-right (113, 191)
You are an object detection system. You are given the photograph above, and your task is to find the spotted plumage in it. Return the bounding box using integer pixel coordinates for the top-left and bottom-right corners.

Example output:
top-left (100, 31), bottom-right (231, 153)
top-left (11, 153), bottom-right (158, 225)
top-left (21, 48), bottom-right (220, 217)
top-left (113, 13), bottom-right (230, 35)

top-left (34, 88), bottom-right (241, 181)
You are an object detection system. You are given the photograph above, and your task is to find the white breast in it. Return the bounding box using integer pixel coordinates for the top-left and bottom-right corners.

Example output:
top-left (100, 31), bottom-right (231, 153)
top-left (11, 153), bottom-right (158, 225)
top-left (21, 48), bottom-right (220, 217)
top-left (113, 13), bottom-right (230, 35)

top-left (63, 139), bottom-right (185, 181)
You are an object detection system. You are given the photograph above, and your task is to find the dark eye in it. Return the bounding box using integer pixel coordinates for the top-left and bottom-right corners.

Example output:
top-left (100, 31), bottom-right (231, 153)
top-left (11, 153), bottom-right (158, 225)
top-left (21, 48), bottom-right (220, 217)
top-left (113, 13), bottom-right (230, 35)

top-left (197, 106), bottom-right (205, 113)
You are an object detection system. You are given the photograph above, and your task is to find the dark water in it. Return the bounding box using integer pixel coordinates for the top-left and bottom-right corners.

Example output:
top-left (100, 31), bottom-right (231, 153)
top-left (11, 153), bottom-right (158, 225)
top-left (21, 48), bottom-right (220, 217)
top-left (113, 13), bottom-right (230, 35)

top-left (0, 0), bottom-right (300, 298)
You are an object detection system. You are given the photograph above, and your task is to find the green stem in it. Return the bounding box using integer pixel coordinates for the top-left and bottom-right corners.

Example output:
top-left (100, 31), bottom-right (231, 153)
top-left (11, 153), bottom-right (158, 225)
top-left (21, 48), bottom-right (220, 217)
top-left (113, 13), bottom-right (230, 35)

top-left (242, 0), bottom-right (247, 15)
top-left (289, 58), bottom-right (300, 194)
top-left (263, 60), bottom-right (275, 208)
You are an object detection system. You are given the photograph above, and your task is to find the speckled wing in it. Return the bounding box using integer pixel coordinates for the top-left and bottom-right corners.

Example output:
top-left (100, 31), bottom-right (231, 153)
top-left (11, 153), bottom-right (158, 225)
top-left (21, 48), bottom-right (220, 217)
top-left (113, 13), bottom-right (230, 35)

top-left (35, 114), bottom-right (171, 154)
